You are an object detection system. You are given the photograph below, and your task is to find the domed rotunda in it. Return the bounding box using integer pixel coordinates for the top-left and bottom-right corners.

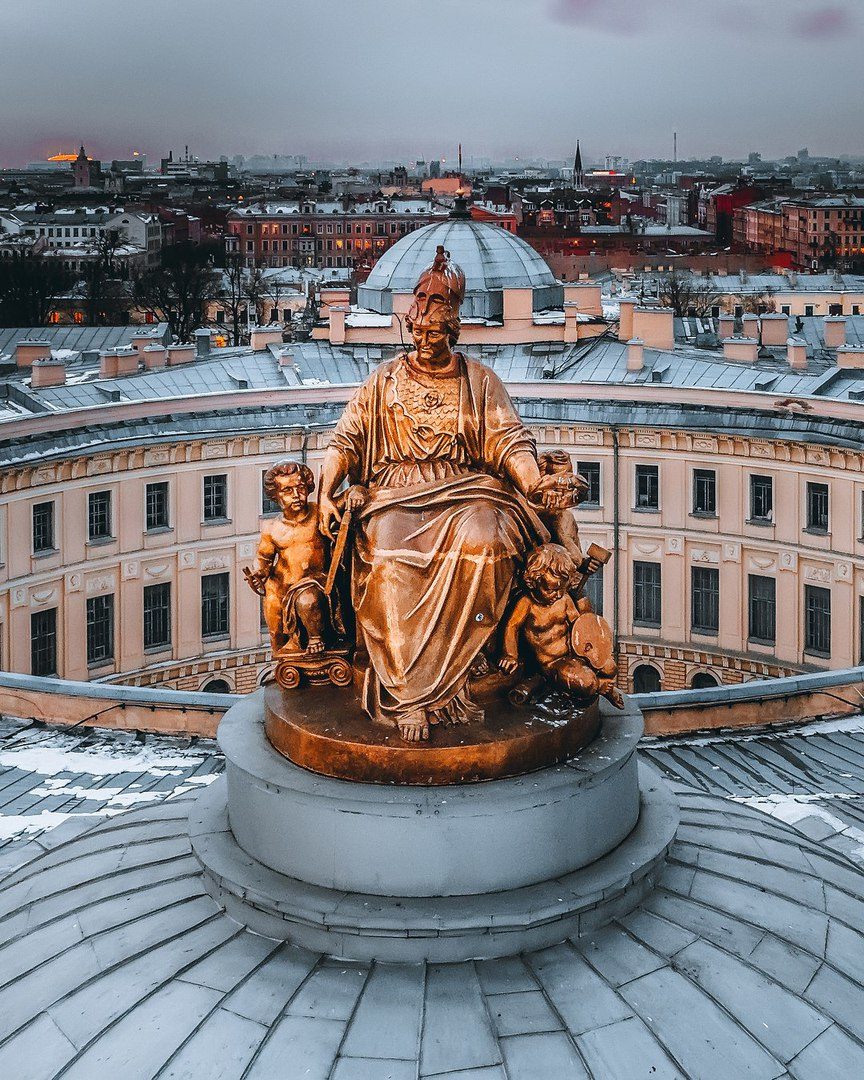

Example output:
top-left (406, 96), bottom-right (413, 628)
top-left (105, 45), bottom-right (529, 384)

top-left (357, 204), bottom-right (564, 320)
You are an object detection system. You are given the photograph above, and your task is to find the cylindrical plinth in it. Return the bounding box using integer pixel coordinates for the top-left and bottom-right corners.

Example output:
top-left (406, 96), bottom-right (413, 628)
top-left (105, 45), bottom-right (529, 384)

top-left (218, 690), bottom-right (642, 898)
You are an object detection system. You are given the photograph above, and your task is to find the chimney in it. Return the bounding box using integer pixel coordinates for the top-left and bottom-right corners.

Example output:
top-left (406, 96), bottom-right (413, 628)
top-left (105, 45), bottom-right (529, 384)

top-left (723, 336), bottom-right (759, 363)
top-left (563, 301), bottom-right (581, 343)
top-left (565, 282), bottom-right (602, 317)
top-left (787, 338), bottom-right (808, 370)
top-left (30, 357), bottom-right (66, 388)
top-left (194, 327), bottom-right (211, 358)
top-left (99, 350), bottom-right (118, 378)
top-left (760, 313), bottom-right (788, 346)
top-left (279, 350), bottom-right (295, 368)
top-left (15, 340), bottom-right (51, 369)
top-left (717, 314), bottom-right (736, 341)
top-left (142, 344), bottom-right (168, 369)
top-left (329, 305), bottom-right (347, 346)
top-left (618, 298), bottom-right (636, 342)
top-left (627, 338), bottom-right (644, 372)
top-left (113, 347), bottom-right (139, 376)
top-left (167, 344), bottom-right (195, 366)
top-left (631, 307), bottom-right (674, 351)
top-left (824, 316), bottom-right (847, 349)
top-left (130, 332), bottom-right (155, 353)
top-left (741, 314), bottom-right (759, 340)
top-left (836, 345), bottom-right (864, 369)
top-left (250, 325), bottom-right (285, 351)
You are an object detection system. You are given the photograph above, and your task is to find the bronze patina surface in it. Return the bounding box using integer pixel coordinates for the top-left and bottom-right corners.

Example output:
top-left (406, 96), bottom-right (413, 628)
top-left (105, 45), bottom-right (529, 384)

top-left (264, 682), bottom-right (600, 785)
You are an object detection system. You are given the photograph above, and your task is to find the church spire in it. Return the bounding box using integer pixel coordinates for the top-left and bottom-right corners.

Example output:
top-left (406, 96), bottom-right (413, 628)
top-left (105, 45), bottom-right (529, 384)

top-left (573, 141), bottom-right (584, 188)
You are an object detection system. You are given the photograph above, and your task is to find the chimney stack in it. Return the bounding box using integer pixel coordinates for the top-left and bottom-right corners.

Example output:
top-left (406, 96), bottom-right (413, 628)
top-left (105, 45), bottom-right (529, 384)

top-left (723, 336), bottom-right (759, 363)
top-left (30, 357), bottom-right (66, 388)
top-left (617, 298), bottom-right (636, 342)
top-left (250, 325), bottom-right (285, 351)
top-left (167, 344), bottom-right (195, 366)
top-left (760, 313), bottom-right (789, 347)
top-left (627, 338), bottom-right (645, 372)
top-left (194, 327), bottom-right (211, 358)
top-left (15, 340), bottom-right (52, 369)
top-left (836, 345), bottom-right (864, 369)
top-left (787, 338), bottom-right (808, 370)
top-left (631, 307), bottom-right (674, 351)
top-left (824, 316), bottom-right (847, 349)
top-left (717, 314), bottom-right (736, 341)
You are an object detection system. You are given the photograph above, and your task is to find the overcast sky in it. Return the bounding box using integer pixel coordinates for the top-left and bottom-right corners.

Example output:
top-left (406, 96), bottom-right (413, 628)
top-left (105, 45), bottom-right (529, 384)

top-left (2, 0), bottom-right (861, 167)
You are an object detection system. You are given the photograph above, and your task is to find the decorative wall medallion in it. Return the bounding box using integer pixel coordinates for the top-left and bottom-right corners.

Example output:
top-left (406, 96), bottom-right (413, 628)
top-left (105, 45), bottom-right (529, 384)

top-left (200, 554), bottom-right (230, 572)
top-left (64, 572), bottom-right (82, 592)
top-left (807, 449), bottom-right (828, 466)
top-left (11, 587), bottom-right (27, 608)
top-left (805, 566), bottom-right (831, 584)
top-left (203, 442), bottom-right (228, 459)
top-left (122, 561), bottom-right (140, 580)
top-left (723, 543), bottom-right (741, 562)
top-left (690, 547), bottom-right (719, 564)
top-left (573, 430), bottom-right (603, 445)
top-left (86, 575), bottom-right (115, 596)
top-left (31, 587), bottom-right (57, 606)
top-left (237, 541), bottom-right (255, 559)
top-left (748, 556), bottom-right (776, 571)
top-left (634, 541), bottom-right (662, 556)
top-left (665, 537), bottom-right (684, 556)
top-left (179, 550), bottom-right (197, 569)
top-left (779, 551), bottom-right (798, 572)
top-left (260, 437), bottom-right (286, 453)
top-left (34, 466), bottom-right (57, 483)
top-left (750, 444), bottom-right (771, 458)
top-left (635, 433), bottom-right (660, 448)
top-left (692, 437), bottom-right (717, 452)
top-left (835, 561), bottom-right (852, 581)
top-left (88, 457), bottom-right (112, 475)
top-left (144, 562), bottom-right (170, 579)
top-left (144, 448), bottom-right (171, 466)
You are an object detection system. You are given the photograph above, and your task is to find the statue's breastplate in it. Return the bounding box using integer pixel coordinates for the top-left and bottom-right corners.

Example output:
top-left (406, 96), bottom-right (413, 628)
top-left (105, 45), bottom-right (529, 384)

top-left (391, 363), bottom-right (460, 437)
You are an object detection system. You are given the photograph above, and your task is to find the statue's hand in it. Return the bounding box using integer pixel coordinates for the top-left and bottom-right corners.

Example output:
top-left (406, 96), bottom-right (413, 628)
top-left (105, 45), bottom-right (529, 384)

top-left (530, 474), bottom-right (579, 512)
top-left (343, 485), bottom-right (369, 513)
top-left (318, 495), bottom-right (341, 538)
top-left (498, 655), bottom-right (520, 676)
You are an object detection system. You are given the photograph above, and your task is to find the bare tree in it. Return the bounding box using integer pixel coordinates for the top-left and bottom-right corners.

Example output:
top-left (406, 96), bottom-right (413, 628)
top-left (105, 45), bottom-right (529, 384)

top-left (658, 269), bottom-right (723, 319)
top-left (244, 266), bottom-right (267, 326)
top-left (81, 231), bottom-right (128, 325)
top-left (220, 254), bottom-right (248, 345)
top-left (265, 269), bottom-right (289, 325)
top-left (133, 242), bottom-right (222, 342)
top-left (0, 252), bottom-right (73, 326)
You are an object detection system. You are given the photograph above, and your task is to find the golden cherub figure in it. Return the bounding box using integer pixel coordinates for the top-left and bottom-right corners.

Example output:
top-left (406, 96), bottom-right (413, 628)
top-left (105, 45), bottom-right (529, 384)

top-left (244, 460), bottom-right (333, 655)
top-left (499, 543), bottom-right (623, 709)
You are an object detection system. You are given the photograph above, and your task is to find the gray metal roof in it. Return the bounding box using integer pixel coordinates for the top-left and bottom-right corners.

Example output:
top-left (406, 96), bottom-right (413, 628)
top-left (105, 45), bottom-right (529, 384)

top-left (1, 712), bottom-right (863, 1077)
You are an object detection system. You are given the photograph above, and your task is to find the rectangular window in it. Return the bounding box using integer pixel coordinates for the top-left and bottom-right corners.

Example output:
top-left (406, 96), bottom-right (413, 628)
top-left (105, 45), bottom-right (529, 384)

top-left (145, 481), bottom-right (170, 531)
top-left (201, 572), bottom-right (230, 638)
top-left (30, 608), bottom-right (57, 676)
top-left (633, 561), bottom-right (662, 626)
top-left (583, 564), bottom-right (604, 616)
top-left (86, 594), bottom-right (114, 665)
top-left (32, 501), bottom-right (55, 554)
top-left (692, 469), bottom-right (717, 516)
top-left (88, 491), bottom-right (112, 541)
top-left (748, 574), bottom-right (776, 645)
top-left (806, 482), bottom-right (829, 532)
top-left (262, 471), bottom-right (280, 515)
top-left (804, 584), bottom-right (831, 656)
top-left (635, 465), bottom-right (659, 511)
top-left (750, 474), bottom-right (773, 523)
top-left (805, 304), bottom-right (815, 317)
top-left (143, 582), bottom-right (171, 650)
top-left (203, 474), bottom-right (228, 522)
top-left (577, 461), bottom-right (601, 507)
top-left (691, 566), bottom-right (719, 635)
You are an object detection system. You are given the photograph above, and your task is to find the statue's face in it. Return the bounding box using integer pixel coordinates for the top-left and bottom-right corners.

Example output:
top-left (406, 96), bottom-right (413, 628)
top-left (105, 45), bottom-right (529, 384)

top-left (529, 566), bottom-right (569, 606)
top-left (411, 319), bottom-right (451, 368)
top-left (274, 473), bottom-right (310, 516)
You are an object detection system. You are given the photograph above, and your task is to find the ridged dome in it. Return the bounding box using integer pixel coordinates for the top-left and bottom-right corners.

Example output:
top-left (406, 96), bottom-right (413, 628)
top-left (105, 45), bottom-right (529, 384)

top-left (358, 218), bottom-right (563, 320)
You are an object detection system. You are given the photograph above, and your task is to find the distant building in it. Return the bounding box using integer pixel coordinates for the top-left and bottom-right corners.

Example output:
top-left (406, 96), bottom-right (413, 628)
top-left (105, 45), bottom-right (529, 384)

top-left (72, 146), bottom-right (102, 190)
top-left (737, 196), bottom-right (864, 269)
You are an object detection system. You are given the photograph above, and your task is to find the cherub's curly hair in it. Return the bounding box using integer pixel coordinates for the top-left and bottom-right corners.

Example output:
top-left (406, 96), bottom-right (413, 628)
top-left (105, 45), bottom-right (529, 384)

top-left (263, 459), bottom-right (314, 499)
top-left (523, 543), bottom-right (580, 591)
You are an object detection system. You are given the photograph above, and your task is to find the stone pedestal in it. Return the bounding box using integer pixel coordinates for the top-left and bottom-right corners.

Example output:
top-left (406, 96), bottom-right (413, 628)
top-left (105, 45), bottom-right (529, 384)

top-left (191, 691), bottom-right (678, 962)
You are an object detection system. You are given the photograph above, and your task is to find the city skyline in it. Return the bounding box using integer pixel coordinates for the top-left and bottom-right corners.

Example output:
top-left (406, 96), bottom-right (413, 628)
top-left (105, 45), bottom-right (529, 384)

top-left (2, 0), bottom-right (863, 167)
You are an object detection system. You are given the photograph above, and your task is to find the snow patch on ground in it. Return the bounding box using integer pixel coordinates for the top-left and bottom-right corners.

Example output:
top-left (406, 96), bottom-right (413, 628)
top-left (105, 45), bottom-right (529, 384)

top-left (729, 792), bottom-right (864, 861)
top-left (0, 743), bottom-right (209, 778)
top-left (644, 712), bottom-right (864, 748)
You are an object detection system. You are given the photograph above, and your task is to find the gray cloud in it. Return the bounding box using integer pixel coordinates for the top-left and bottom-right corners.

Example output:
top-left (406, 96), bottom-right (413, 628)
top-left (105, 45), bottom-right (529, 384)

top-left (0, 0), bottom-right (861, 168)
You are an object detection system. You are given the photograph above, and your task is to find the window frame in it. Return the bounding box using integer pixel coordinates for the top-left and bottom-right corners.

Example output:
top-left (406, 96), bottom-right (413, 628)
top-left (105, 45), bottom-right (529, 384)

top-left (804, 584), bottom-right (831, 657)
top-left (691, 565), bottom-right (720, 636)
top-left (143, 581), bottom-right (172, 651)
top-left (805, 481), bottom-right (829, 534)
top-left (748, 574), bottom-right (777, 645)
top-left (30, 607), bottom-right (58, 676)
top-left (86, 593), bottom-right (115, 666)
top-left (32, 501), bottom-right (55, 554)
top-left (87, 489), bottom-right (113, 542)
top-left (634, 465), bottom-right (660, 512)
top-left (576, 461), bottom-right (601, 507)
top-left (633, 560), bottom-right (662, 627)
top-left (692, 469), bottom-right (717, 517)
top-left (749, 474), bottom-right (774, 524)
top-left (203, 473), bottom-right (228, 523)
top-left (201, 571), bottom-right (230, 639)
top-left (145, 481), bottom-right (170, 532)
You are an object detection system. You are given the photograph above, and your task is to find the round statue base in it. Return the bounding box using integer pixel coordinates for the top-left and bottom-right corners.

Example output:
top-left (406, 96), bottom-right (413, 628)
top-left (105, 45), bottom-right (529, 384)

top-left (264, 682), bottom-right (601, 785)
top-left (191, 691), bottom-right (679, 962)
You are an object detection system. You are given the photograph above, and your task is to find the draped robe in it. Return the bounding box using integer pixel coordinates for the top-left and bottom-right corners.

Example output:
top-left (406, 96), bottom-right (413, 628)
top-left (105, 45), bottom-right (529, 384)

top-left (327, 353), bottom-right (545, 725)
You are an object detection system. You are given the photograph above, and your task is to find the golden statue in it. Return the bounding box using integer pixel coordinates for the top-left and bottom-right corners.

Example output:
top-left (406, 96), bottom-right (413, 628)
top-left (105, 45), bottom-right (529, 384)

top-left (252, 246), bottom-right (620, 749)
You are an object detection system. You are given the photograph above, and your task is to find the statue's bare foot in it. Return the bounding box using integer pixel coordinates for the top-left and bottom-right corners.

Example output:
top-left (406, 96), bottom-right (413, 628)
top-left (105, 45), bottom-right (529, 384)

top-left (469, 652), bottom-right (490, 678)
top-left (398, 713), bottom-right (429, 742)
top-left (306, 637), bottom-right (325, 655)
top-left (605, 687), bottom-right (625, 709)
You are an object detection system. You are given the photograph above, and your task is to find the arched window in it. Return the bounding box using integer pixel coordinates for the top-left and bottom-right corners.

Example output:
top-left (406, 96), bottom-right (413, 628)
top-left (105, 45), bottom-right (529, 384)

top-left (202, 678), bottom-right (232, 694)
top-left (633, 664), bottom-right (662, 694)
top-left (691, 672), bottom-right (719, 690)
